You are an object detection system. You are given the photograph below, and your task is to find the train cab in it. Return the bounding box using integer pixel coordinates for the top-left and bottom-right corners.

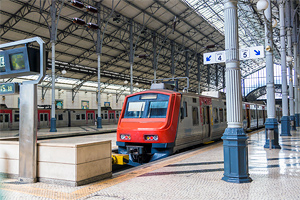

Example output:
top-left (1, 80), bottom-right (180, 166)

top-left (117, 89), bottom-right (181, 165)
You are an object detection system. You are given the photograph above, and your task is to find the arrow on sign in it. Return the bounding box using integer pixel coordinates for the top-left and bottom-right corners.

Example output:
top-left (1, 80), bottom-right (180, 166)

top-left (206, 55), bottom-right (212, 62)
top-left (254, 50), bottom-right (260, 55)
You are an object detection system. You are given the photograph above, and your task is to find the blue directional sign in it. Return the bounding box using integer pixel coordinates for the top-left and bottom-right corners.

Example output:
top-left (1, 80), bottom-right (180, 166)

top-left (203, 51), bottom-right (225, 64)
top-left (203, 46), bottom-right (264, 65)
top-left (240, 46), bottom-right (264, 60)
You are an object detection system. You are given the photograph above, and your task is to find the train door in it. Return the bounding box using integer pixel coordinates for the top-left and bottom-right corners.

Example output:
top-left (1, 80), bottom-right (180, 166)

top-left (68, 110), bottom-right (71, 127)
top-left (86, 111), bottom-right (95, 125)
top-left (39, 113), bottom-right (49, 128)
top-left (108, 110), bottom-right (115, 123)
top-left (202, 106), bottom-right (211, 139)
top-left (0, 113), bottom-right (10, 129)
top-left (246, 108), bottom-right (250, 128)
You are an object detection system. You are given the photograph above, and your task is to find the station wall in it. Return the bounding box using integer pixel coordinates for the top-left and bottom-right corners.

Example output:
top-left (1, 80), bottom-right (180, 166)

top-left (1, 87), bottom-right (126, 109)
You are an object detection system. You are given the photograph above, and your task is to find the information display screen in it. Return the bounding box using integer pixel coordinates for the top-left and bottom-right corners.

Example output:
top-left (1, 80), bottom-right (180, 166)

top-left (0, 54), bottom-right (5, 72)
top-left (10, 53), bottom-right (26, 70)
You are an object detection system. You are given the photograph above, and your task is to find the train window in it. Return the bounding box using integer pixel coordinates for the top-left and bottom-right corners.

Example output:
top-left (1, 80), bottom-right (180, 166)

top-left (14, 114), bottom-right (19, 122)
top-left (58, 114), bottom-right (63, 120)
top-left (88, 114), bottom-right (91, 120)
top-left (193, 98), bottom-right (197, 103)
top-left (101, 114), bottom-right (103, 119)
top-left (125, 102), bottom-right (145, 118)
top-left (81, 114), bottom-right (86, 120)
top-left (76, 114), bottom-right (80, 120)
top-left (213, 108), bottom-right (219, 123)
top-left (192, 107), bottom-right (199, 126)
top-left (251, 110), bottom-right (255, 119)
top-left (224, 109), bottom-right (227, 122)
top-left (205, 107), bottom-right (210, 124)
top-left (4, 114), bottom-right (9, 123)
top-left (44, 114), bottom-right (48, 121)
top-left (148, 101), bottom-right (168, 118)
top-left (110, 113), bottom-right (114, 119)
top-left (96, 114), bottom-right (98, 118)
top-left (116, 114), bottom-right (119, 119)
top-left (183, 101), bottom-right (188, 117)
top-left (0, 114), bottom-right (2, 122)
top-left (40, 114), bottom-right (44, 121)
top-left (243, 109), bottom-right (246, 120)
top-left (202, 107), bottom-right (205, 124)
top-left (219, 108), bottom-right (223, 122)
top-left (104, 113), bottom-right (108, 119)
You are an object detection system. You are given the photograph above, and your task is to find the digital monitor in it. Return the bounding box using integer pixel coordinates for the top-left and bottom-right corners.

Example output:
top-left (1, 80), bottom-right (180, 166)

top-left (0, 53), bottom-right (5, 72)
top-left (140, 94), bottom-right (157, 100)
top-left (10, 52), bottom-right (26, 70)
top-left (0, 46), bottom-right (43, 79)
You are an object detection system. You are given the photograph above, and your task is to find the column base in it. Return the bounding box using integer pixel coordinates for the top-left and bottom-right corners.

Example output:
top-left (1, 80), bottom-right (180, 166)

top-left (290, 115), bottom-right (297, 130)
top-left (50, 118), bottom-right (57, 132)
top-left (97, 117), bottom-right (102, 128)
top-left (18, 177), bottom-right (37, 183)
top-left (221, 128), bottom-right (252, 183)
top-left (296, 114), bottom-right (300, 127)
top-left (264, 118), bottom-right (281, 149)
top-left (281, 116), bottom-right (291, 136)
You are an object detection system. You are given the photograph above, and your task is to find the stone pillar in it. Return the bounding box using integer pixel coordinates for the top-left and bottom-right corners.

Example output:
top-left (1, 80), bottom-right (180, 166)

top-left (264, 0), bottom-right (280, 148)
top-left (279, 0), bottom-right (291, 136)
top-left (221, 0), bottom-right (252, 183)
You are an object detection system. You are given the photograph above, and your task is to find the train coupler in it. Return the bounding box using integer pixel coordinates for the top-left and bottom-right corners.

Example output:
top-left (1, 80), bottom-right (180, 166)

top-left (112, 154), bottom-right (129, 165)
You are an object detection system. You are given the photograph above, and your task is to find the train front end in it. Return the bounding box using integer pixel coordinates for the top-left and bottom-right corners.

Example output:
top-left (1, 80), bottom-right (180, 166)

top-left (117, 90), bottom-right (181, 166)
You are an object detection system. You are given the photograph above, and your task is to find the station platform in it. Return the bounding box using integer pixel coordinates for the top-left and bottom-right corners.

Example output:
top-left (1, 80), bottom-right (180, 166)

top-left (0, 125), bottom-right (117, 139)
top-left (1, 126), bottom-right (300, 199)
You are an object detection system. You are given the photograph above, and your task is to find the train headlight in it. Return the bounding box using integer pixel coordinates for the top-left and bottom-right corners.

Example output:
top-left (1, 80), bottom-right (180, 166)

top-left (145, 135), bottom-right (159, 141)
top-left (120, 134), bottom-right (131, 140)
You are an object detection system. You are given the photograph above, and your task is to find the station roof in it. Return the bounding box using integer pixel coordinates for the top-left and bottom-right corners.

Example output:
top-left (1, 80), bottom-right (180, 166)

top-left (0, 0), bottom-right (281, 94)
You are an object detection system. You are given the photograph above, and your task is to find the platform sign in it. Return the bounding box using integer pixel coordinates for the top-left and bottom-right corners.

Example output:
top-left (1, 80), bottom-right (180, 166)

top-left (0, 82), bottom-right (19, 95)
top-left (240, 46), bottom-right (264, 60)
top-left (203, 51), bottom-right (225, 65)
top-left (204, 46), bottom-right (265, 65)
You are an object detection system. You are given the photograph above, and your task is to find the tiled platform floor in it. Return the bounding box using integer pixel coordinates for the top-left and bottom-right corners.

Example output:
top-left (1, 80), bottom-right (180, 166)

top-left (1, 126), bottom-right (300, 200)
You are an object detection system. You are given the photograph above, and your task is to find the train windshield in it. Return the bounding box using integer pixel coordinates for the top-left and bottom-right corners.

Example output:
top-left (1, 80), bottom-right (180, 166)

top-left (124, 93), bottom-right (169, 118)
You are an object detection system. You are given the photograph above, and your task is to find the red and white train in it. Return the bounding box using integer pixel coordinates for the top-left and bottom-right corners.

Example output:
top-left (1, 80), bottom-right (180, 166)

top-left (116, 84), bottom-right (272, 166)
top-left (0, 104), bottom-right (121, 131)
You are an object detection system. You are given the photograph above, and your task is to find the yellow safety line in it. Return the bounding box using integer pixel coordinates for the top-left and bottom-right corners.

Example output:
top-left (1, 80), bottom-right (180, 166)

top-left (1, 142), bottom-right (222, 200)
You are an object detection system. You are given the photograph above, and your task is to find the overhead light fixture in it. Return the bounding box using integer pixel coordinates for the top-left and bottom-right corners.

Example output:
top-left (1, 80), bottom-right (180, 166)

top-left (135, 82), bottom-right (139, 86)
top-left (206, 44), bottom-right (216, 49)
top-left (71, 0), bottom-right (84, 9)
top-left (265, 45), bottom-right (271, 51)
top-left (256, 0), bottom-right (268, 12)
top-left (136, 54), bottom-right (149, 58)
top-left (272, 19), bottom-right (278, 28)
top-left (113, 14), bottom-right (121, 23)
top-left (72, 18), bottom-right (86, 26)
top-left (87, 22), bottom-right (99, 30)
top-left (141, 28), bottom-right (147, 34)
top-left (86, 5), bottom-right (97, 13)
top-left (61, 69), bottom-right (67, 75)
top-left (124, 80), bottom-right (128, 84)
top-left (286, 56), bottom-right (293, 62)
